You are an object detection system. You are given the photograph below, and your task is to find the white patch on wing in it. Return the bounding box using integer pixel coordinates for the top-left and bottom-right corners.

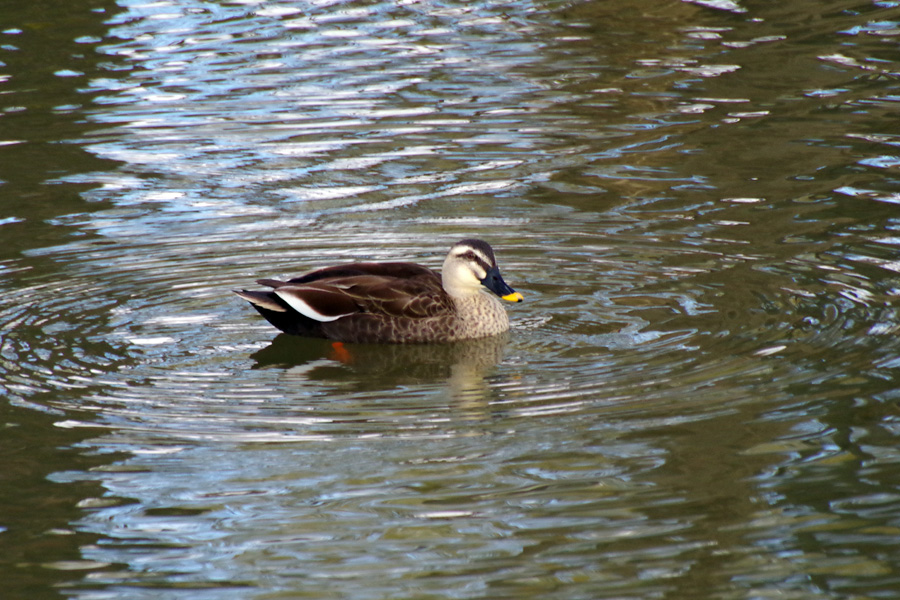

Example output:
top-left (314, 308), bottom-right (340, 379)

top-left (274, 289), bottom-right (350, 322)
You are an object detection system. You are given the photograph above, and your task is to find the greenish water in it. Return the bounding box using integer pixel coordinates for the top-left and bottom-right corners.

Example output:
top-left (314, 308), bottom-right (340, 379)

top-left (3, 0), bottom-right (900, 598)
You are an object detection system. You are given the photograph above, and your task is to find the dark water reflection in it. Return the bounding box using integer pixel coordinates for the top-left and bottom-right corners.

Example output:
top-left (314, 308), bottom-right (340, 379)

top-left (3, 0), bottom-right (900, 598)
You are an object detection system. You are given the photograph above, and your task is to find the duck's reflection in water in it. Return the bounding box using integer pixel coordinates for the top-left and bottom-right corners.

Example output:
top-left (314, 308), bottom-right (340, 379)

top-left (249, 333), bottom-right (512, 409)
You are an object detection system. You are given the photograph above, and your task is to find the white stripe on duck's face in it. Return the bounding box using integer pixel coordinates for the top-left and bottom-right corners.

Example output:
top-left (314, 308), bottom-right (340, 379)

top-left (443, 242), bottom-right (497, 297)
top-left (450, 240), bottom-right (494, 264)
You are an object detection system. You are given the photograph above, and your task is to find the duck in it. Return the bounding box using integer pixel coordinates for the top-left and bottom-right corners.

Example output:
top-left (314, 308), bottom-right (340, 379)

top-left (235, 239), bottom-right (523, 343)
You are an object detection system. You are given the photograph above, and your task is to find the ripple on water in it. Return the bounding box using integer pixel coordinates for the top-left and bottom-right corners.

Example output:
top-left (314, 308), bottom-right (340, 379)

top-left (5, 172), bottom-right (895, 456)
top-left (0, 208), bottom-right (802, 448)
top-left (0, 207), bottom-right (707, 442)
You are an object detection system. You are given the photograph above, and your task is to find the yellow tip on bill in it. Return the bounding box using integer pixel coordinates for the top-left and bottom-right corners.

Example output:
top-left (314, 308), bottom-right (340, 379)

top-left (502, 291), bottom-right (524, 303)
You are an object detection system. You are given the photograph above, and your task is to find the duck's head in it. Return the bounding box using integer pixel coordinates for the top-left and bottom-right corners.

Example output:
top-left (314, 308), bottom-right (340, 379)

top-left (441, 239), bottom-right (523, 302)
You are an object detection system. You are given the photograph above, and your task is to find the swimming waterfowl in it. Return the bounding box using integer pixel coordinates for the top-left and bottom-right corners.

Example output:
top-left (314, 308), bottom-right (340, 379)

top-left (235, 239), bottom-right (523, 343)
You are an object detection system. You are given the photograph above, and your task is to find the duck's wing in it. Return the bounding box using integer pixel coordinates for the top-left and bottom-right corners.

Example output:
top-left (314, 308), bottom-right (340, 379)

top-left (259, 263), bottom-right (452, 324)
top-left (339, 274), bottom-right (454, 319)
top-left (268, 282), bottom-right (362, 322)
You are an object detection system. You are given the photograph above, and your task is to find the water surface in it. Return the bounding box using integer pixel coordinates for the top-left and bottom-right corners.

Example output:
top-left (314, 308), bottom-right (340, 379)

top-left (3, 0), bottom-right (900, 598)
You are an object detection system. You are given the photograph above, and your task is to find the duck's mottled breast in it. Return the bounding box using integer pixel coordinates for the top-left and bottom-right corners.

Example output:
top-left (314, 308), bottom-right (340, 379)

top-left (448, 292), bottom-right (510, 340)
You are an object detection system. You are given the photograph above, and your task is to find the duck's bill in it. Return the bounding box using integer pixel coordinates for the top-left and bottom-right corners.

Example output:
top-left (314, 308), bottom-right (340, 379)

top-left (481, 267), bottom-right (523, 302)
